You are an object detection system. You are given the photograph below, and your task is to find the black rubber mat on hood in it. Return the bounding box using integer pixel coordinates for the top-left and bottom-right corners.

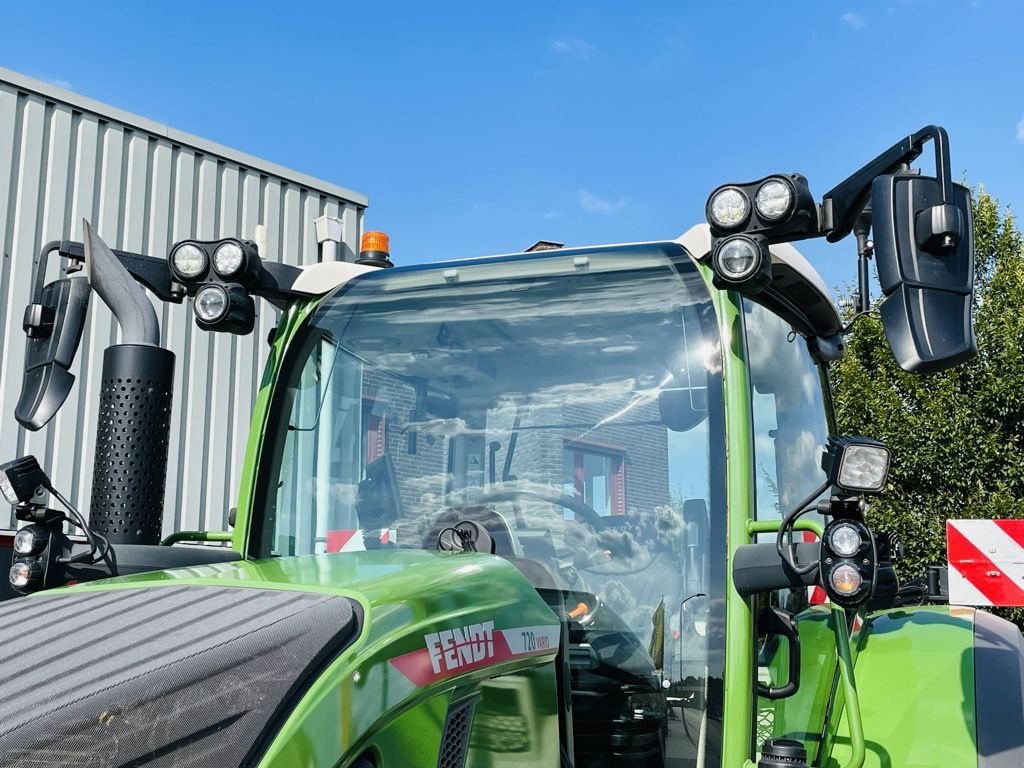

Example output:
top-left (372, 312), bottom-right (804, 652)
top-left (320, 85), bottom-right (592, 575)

top-left (0, 585), bottom-right (360, 767)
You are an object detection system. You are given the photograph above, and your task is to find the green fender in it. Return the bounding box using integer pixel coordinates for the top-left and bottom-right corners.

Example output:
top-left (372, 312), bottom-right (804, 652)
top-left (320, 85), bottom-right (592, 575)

top-left (825, 605), bottom-right (1024, 768)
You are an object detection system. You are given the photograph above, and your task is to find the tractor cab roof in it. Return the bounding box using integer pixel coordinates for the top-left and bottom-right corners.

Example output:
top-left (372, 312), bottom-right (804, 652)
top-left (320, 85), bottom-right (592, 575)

top-left (292, 224), bottom-right (843, 341)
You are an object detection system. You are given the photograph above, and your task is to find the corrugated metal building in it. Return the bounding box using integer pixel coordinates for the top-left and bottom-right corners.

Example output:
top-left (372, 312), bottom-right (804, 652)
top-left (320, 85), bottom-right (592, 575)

top-left (0, 67), bottom-right (368, 535)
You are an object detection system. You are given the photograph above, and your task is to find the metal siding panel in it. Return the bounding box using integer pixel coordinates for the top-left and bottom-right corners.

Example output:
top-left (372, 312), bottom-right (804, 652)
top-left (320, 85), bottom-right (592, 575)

top-left (341, 203), bottom-right (360, 263)
top-left (302, 192), bottom-right (319, 265)
top-left (229, 171), bottom-right (261, 503)
top-left (255, 179), bottom-right (282, 412)
top-left (0, 85), bottom-right (20, 402)
top-left (0, 95), bottom-right (45, 476)
top-left (74, 122), bottom-right (125, 520)
top-left (204, 163), bottom-right (240, 528)
top-left (0, 74), bottom-right (366, 537)
top-left (121, 132), bottom-right (149, 252)
top-left (24, 104), bottom-right (73, 480)
top-left (178, 155), bottom-right (218, 533)
top-left (41, 107), bottom-right (77, 499)
top-left (61, 114), bottom-right (99, 510)
top-left (146, 140), bottom-right (175, 531)
top-left (163, 148), bottom-right (197, 534)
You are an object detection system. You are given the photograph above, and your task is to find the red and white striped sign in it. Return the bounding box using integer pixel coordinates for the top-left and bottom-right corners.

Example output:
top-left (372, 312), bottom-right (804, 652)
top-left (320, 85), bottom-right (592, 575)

top-left (326, 528), bottom-right (396, 553)
top-left (947, 519), bottom-right (1024, 606)
top-left (803, 531), bottom-right (830, 606)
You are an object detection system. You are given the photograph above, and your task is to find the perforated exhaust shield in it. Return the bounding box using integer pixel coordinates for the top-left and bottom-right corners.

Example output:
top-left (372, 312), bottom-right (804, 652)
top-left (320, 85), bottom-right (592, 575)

top-left (89, 344), bottom-right (175, 546)
top-left (0, 585), bottom-right (360, 767)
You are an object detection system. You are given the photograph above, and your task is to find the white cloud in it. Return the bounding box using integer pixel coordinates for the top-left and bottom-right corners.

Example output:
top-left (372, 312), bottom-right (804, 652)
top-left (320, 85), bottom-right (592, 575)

top-left (542, 211), bottom-right (562, 220)
top-left (841, 11), bottom-right (866, 29)
top-left (1016, 115), bottom-right (1024, 143)
top-left (578, 189), bottom-right (626, 213)
top-left (551, 38), bottom-right (594, 58)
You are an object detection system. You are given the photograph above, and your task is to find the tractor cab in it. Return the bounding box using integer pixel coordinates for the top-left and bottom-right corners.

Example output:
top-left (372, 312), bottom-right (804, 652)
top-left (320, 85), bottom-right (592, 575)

top-left (246, 234), bottom-right (839, 764)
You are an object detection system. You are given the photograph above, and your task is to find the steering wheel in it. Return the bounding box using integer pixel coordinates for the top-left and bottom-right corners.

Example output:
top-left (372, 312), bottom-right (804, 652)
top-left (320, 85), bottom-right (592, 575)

top-left (462, 487), bottom-right (606, 531)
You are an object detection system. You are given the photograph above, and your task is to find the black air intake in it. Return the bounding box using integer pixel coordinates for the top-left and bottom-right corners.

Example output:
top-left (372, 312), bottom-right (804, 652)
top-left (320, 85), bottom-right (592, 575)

top-left (438, 696), bottom-right (478, 768)
top-left (89, 344), bottom-right (175, 545)
top-left (0, 585), bottom-right (361, 767)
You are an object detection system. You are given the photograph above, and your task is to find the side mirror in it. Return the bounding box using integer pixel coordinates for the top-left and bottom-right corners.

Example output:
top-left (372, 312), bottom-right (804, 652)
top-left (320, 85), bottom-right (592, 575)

top-left (15, 277), bottom-right (91, 430)
top-left (871, 175), bottom-right (975, 373)
top-left (658, 384), bottom-right (707, 432)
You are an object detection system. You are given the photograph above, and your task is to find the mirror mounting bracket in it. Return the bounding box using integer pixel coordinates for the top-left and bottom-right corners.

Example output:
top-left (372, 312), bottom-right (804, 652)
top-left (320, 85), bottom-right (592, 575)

top-left (821, 125), bottom-right (954, 244)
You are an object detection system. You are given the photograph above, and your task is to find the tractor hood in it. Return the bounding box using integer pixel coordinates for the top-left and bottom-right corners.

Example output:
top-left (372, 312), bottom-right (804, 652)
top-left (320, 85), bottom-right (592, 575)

top-left (0, 550), bottom-right (562, 767)
top-left (0, 582), bottom-right (360, 767)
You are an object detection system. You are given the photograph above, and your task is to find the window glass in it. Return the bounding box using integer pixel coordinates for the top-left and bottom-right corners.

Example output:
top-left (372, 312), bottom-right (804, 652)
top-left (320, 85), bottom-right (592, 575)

top-left (744, 299), bottom-right (830, 523)
top-left (257, 244), bottom-right (728, 766)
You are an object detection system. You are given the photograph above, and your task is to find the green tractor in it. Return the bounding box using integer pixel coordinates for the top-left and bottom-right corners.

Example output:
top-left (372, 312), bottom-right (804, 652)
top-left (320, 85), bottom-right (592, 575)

top-left (1, 126), bottom-right (1018, 768)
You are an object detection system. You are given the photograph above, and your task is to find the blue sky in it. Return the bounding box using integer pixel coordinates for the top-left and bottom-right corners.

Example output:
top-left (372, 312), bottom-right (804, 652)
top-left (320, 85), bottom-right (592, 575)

top-left (3, 1), bottom-right (1022, 293)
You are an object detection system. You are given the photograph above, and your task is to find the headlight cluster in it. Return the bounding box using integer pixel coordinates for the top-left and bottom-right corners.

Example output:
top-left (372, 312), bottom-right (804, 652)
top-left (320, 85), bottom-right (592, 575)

top-left (707, 177), bottom-right (798, 231)
top-left (10, 523), bottom-right (50, 594)
top-left (168, 239), bottom-right (261, 335)
top-left (704, 174), bottom-right (816, 297)
top-left (819, 518), bottom-right (875, 607)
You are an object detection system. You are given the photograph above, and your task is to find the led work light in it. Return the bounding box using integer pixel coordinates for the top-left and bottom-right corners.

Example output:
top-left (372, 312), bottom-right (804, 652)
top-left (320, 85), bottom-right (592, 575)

top-left (213, 241), bottom-right (246, 277)
top-left (13, 524), bottom-right (49, 556)
top-left (0, 455), bottom-right (49, 506)
top-left (707, 187), bottom-right (750, 230)
top-left (710, 234), bottom-right (772, 294)
top-left (9, 559), bottom-right (43, 591)
top-left (822, 436), bottom-right (891, 494)
top-left (170, 243), bottom-right (207, 280)
top-left (754, 178), bottom-right (794, 221)
top-left (193, 283), bottom-right (255, 335)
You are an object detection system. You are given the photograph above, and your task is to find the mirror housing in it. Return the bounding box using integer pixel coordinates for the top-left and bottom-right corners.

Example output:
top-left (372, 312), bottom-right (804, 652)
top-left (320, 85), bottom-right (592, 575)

top-left (15, 277), bottom-right (91, 430)
top-left (872, 176), bottom-right (976, 373)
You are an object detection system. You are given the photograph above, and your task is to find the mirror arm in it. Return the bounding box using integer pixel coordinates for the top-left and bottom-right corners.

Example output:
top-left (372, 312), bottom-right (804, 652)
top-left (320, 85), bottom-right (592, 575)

top-left (54, 239), bottom-right (309, 305)
top-left (820, 125), bottom-right (950, 243)
top-left (54, 240), bottom-right (184, 302)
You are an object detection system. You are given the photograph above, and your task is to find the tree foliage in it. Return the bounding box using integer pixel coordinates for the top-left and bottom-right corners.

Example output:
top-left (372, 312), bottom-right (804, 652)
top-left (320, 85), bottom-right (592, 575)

top-left (831, 188), bottom-right (1024, 581)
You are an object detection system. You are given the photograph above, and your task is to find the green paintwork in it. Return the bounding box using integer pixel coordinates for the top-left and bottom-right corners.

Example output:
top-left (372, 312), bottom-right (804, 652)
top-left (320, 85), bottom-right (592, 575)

top-left (232, 297), bottom-right (324, 555)
top-left (160, 529), bottom-right (232, 545)
top-left (747, 517), bottom-right (867, 767)
top-left (57, 549), bottom-right (563, 766)
top-left (746, 519), bottom-right (824, 539)
top-left (760, 606), bottom-right (838, 756)
top-left (714, 285), bottom-right (758, 768)
top-left (829, 604), bottom-right (865, 768)
top-left (825, 606), bottom-right (978, 768)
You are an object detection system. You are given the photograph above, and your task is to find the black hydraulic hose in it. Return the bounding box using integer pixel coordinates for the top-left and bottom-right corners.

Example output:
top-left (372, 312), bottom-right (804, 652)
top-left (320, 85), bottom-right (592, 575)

top-left (775, 479), bottom-right (830, 576)
top-left (82, 219), bottom-right (159, 346)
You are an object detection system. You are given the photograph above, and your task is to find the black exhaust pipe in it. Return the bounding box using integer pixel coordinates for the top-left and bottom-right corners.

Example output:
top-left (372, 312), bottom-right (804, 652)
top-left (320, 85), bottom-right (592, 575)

top-left (83, 221), bottom-right (175, 546)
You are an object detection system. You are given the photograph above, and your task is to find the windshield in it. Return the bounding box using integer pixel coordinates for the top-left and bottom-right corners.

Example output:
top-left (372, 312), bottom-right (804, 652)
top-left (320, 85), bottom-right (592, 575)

top-left (255, 243), bottom-right (726, 765)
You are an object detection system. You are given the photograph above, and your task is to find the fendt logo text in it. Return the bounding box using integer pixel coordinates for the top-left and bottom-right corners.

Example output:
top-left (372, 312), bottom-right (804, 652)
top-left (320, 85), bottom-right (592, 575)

top-left (425, 620), bottom-right (495, 673)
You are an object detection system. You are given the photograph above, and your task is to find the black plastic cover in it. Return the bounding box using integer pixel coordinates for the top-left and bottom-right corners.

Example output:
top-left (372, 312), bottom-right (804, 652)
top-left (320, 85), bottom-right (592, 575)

top-left (0, 585), bottom-right (360, 767)
top-left (872, 176), bottom-right (976, 373)
top-left (874, 178), bottom-right (973, 295)
top-left (89, 344), bottom-right (175, 546)
top-left (15, 277), bottom-right (90, 431)
top-left (974, 609), bottom-right (1024, 767)
top-left (878, 285), bottom-right (975, 373)
top-left (758, 737), bottom-right (808, 767)
top-left (732, 542), bottom-right (820, 598)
